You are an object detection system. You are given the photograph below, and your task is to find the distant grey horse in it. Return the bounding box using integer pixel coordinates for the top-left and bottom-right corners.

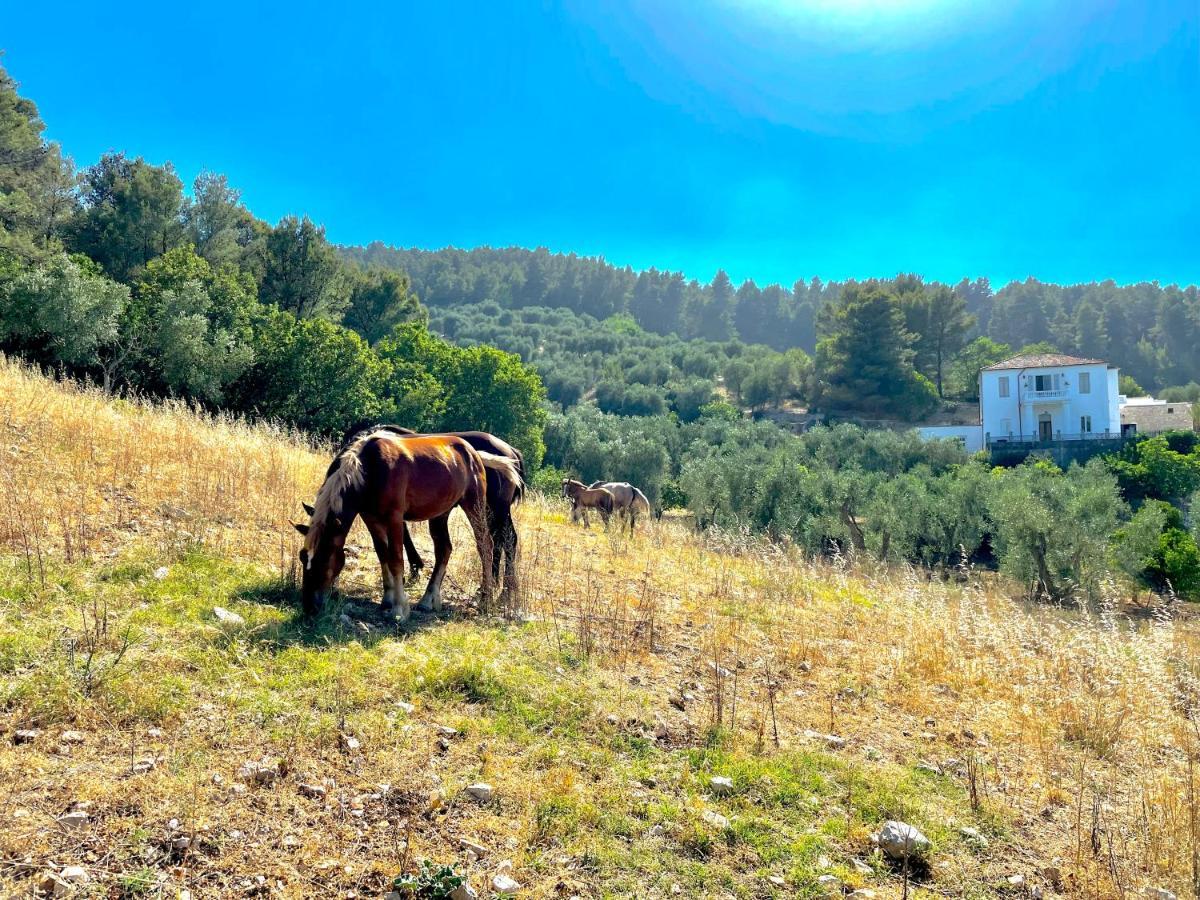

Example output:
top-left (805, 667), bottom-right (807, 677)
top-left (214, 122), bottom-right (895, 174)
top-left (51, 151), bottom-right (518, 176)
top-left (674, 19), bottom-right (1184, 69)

top-left (588, 481), bottom-right (651, 532)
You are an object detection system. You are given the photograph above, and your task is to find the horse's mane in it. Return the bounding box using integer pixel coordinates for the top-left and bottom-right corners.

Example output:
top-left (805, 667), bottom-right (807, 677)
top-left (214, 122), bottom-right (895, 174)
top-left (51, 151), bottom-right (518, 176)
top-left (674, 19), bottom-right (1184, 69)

top-left (306, 429), bottom-right (381, 555)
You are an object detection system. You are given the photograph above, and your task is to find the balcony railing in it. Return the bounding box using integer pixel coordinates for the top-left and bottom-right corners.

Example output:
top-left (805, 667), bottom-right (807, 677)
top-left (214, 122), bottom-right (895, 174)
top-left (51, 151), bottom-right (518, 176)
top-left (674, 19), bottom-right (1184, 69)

top-left (1022, 388), bottom-right (1069, 400)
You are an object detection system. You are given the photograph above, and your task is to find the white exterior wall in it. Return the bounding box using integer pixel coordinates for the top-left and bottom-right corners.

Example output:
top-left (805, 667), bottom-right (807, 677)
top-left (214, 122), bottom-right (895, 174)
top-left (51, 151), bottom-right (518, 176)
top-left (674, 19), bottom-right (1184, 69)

top-left (981, 363), bottom-right (1118, 443)
top-left (917, 425), bottom-right (984, 453)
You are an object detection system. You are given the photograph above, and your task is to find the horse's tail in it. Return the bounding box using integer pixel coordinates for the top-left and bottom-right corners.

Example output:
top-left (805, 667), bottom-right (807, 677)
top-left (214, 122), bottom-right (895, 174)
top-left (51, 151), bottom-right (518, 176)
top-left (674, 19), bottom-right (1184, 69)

top-left (512, 450), bottom-right (526, 505)
top-left (477, 451), bottom-right (523, 501)
top-left (632, 487), bottom-right (651, 516)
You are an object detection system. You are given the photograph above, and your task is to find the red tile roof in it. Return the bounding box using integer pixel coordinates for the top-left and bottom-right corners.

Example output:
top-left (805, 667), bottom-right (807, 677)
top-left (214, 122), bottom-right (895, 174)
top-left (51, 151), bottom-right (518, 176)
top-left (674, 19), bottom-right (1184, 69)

top-left (983, 353), bottom-right (1108, 371)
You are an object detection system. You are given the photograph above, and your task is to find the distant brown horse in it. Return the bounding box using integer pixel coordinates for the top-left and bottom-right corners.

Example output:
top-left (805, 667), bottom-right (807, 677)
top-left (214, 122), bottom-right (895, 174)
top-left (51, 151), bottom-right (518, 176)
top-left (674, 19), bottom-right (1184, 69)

top-left (588, 481), bottom-right (651, 532)
top-left (326, 423), bottom-right (524, 592)
top-left (562, 478), bottom-right (615, 528)
top-left (296, 431), bottom-right (518, 620)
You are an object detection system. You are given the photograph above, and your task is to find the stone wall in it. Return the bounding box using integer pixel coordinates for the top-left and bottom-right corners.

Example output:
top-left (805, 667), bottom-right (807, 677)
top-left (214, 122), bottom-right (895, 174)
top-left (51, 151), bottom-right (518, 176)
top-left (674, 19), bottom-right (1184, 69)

top-left (1121, 401), bottom-right (1195, 434)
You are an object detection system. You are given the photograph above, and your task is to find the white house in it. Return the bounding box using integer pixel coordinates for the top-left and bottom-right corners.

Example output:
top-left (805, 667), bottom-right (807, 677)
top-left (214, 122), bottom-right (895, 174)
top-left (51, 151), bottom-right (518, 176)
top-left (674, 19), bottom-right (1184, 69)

top-left (980, 353), bottom-right (1120, 443)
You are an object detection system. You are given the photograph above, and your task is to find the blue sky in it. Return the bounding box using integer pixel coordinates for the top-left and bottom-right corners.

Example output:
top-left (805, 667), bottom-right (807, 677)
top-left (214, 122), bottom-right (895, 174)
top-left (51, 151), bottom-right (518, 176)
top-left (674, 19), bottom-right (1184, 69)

top-left (2, 1), bottom-right (1197, 287)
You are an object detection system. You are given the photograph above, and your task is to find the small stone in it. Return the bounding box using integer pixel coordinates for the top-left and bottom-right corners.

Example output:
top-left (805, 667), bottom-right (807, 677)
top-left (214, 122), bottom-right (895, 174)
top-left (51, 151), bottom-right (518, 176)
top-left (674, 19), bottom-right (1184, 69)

top-left (395, 701), bottom-right (416, 714)
top-left (56, 811), bottom-right (90, 831)
top-left (817, 855), bottom-right (831, 869)
top-left (339, 733), bottom-right (361, 752)
top-left (851, 859), bottom-right (873, 875)
top-left (1007, 874), bottom-right (1026, 888)
top-left (298, 783), bottom-right (327, 799)
top-left (817, 874), bottom-right (843, 895)
top-left (213, 607), bottom-right (245, 626)
top-left (648, 824), bottom-right (665, 837)
top-left (172, 836), bottom-right (192, 851)
top-left (59, 866), bottom-right (90, 885)
top-left (492, 871), bottom-right (521, 892)
top-left (282, 835), bottom-right (301, 849)
top-left (701, 809), bottom-right (730, 829)
top-left (237, 758), bottom-right (280, 785)
top-left (878, 820), bottom-right (930, 859)
top-left (460, 837), bottom-right (488, 857)
top-left (848, 891), bottom-right (876, 900)
top-left (60, 730), bottom-right (86, 744)
top-left (339, 614), bottom-right (354, 628)
top-left (132, 759), bottom-right (156, 775)
top-left (13, 728), bottom-right (39, 745)
top-left (147, 727), bottom-right (164, 738)
top-left (154, 566), bottom-right (170, 580)
top-left (768, 875), bottom-right (786, 887)
top-left (710, 775), bottom-right (735, 795)
top-left (449, 886), bottom-right (478, 900)
top-left (466, 782), bottom-right (494, 802)
top-left (1145, 890), bottom-right (1177, 900)
top-left (916, 762), bottom-right (942, 775)
top-left (435, 724), bottom-right (459, 737)
top-left (960, 826), bottom-right (989, 848)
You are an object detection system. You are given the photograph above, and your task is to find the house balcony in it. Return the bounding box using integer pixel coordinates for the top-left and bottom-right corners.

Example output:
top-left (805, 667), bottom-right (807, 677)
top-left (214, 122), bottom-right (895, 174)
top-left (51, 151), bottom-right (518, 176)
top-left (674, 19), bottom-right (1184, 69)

top-left (1022, 388), bottom-right (1069, 400)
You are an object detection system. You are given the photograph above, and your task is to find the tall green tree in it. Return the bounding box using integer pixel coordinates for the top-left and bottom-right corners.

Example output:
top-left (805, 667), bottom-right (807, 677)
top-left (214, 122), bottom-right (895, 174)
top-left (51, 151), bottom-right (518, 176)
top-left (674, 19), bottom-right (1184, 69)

top-left (183, 172), bottom-right (261, 272)
top-left (343, 266), bottom-right (426, 343)
top-left (0, 63), bottom-right (77, 260)
top-left (814, 283), bottom-right (937, 417)
top-left (69, 153), bottom-right (184, 282)
top-left (259, 215), bottom-right (348, 319)
top-left (922, 285), bottom-right (974, 397)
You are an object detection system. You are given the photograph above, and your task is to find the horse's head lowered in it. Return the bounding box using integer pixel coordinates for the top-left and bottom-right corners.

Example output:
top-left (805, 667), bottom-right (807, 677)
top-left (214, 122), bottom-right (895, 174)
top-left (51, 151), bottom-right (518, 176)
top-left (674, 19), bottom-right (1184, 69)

top-left (294, 504), bottom-right (347, 616)
top-left (294, 442), bottom-right (367, 615)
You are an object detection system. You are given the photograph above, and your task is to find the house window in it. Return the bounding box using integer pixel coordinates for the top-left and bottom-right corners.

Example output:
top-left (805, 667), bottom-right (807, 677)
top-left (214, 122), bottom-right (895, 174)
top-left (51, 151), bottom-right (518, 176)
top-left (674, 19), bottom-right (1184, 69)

top-left (1079, 372), bottom-right (1090, 394)
top-left (1168, 407), bottom-right (1175, 414)
top-left (1035, 374), bottom-right (1052, 392)
top-left (1080, 415), bottom-right (1092, 434)
top-left (998, 376), bottom-right (1010, 398)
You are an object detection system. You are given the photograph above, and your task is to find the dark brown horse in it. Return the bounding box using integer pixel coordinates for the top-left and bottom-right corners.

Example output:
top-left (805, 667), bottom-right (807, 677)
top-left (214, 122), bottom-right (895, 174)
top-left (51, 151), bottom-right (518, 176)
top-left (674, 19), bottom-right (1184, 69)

top-left (296, 431), bottom-right (518, 620)
top-left (326, 423), bottom-right (524, 590)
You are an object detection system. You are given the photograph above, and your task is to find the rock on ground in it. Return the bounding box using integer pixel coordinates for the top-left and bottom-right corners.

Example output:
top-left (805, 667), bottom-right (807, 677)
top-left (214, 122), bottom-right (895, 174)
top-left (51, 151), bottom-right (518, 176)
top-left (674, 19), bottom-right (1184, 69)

top-left (466, 782), bottom-right (495, 802)
top-left (878, 820), bottom-right (930, 859)
top-left (213, 606), bottom-right (245, 626)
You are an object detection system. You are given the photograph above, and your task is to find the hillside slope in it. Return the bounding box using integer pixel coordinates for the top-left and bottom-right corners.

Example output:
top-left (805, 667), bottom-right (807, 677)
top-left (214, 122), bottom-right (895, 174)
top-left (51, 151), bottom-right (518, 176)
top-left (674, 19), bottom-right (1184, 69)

top-left (0, 358), bottom-right (1195, 899)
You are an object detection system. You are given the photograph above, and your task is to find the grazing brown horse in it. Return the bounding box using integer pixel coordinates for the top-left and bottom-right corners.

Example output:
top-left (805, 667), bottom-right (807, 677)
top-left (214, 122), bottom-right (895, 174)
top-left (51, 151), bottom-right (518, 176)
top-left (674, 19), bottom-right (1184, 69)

top-left (296, 431), bottom-right (517, 620)
top-left (327, 423), bottom-right (523, 591)
top-left (588, 481), bottom-right (652, 532)
top-left (561, 478), bottom-right (615, 528)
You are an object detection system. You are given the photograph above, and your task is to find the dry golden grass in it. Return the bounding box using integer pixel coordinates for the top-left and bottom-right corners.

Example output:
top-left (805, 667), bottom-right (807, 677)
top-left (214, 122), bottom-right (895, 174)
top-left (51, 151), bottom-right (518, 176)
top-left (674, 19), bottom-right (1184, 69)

top-left (1, 356), bottom-right (1198, 899)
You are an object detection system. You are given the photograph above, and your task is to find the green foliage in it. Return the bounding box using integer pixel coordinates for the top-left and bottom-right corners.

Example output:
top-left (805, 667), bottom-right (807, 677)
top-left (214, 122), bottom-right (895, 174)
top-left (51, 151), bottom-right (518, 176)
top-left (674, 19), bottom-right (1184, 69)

top-left (343, 265), bottom-right (426, 343)
top-left (68, 152), bottom-right (184, 282)
top-left (392, 860), bottom-right (465, 899)
top-left (1107, 436), bottom-right (1200, 504)
top-left (1113, 501), bottom-right (1200, 599)
top-left (943, 337), bottom-right (1012, 401)
top-left (0, 253), bottom-right (128, 385)
top-left (814, 283), bottom-right (938, 418)
top-left (0, 66), bottom-right (76, 261)
top-left (987, 459), bottom-right (1124, 601)
top-left (1118, 374), bottom-right (1146, 397)
top-left (259, 215), bottom-right (348, 319)
top-left (230, 310), bottom-right (392, 436)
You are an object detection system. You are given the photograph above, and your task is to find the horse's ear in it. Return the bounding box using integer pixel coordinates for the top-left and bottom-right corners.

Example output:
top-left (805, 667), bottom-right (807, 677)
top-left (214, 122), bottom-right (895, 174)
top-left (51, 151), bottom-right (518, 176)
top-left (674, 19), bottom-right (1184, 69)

top-left (293, 522), bottom-right (310, 536)
top-left (302, 502), bottom-right (315, 517)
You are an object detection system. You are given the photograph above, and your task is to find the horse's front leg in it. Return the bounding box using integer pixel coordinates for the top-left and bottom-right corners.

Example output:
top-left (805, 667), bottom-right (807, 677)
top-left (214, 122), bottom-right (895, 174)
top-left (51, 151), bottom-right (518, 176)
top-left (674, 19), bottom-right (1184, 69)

top-left (362, 516), bottom-right (398, 614)
top-left (384, 517), bottom-right (411, 621)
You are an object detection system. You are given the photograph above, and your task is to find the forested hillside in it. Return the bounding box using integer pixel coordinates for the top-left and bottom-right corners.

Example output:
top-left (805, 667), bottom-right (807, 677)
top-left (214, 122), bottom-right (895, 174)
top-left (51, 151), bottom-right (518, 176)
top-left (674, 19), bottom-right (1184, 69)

top-left (347, 243), bottom-right (1200, 408)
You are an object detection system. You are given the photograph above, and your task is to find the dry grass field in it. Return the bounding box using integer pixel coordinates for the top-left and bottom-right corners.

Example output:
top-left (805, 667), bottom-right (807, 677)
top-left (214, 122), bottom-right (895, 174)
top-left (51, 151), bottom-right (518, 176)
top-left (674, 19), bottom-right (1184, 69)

top-left (1, 356), bottom-right (1198, 899)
